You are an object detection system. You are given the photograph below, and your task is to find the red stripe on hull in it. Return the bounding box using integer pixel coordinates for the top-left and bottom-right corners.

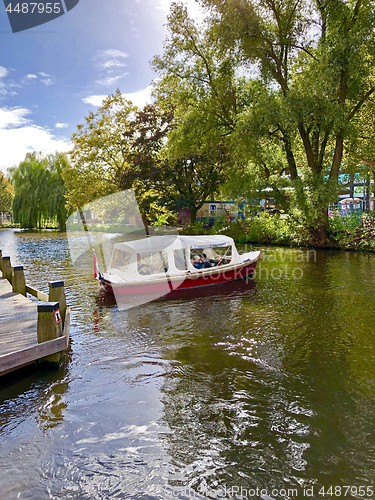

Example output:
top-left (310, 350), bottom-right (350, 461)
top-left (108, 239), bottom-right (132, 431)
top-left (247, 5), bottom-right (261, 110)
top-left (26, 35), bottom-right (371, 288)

top-left (100, 259), bottom-right (259, 297)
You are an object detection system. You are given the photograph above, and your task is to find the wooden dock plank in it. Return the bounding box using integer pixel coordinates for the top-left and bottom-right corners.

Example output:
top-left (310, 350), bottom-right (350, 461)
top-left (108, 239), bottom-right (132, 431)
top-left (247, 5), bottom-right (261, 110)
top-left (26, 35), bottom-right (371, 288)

top-left (0, 273), bottom-right (70, 377)
top-left (0, 277), bottom-right (38, 358)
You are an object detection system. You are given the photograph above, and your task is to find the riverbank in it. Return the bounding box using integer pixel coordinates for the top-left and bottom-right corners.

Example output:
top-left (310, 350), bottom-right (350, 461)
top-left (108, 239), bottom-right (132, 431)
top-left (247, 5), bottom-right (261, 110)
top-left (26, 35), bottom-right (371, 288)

top-left (181, 211), bottom-right (375, 252)
top-left (3, 210), bottom-right (375, 251)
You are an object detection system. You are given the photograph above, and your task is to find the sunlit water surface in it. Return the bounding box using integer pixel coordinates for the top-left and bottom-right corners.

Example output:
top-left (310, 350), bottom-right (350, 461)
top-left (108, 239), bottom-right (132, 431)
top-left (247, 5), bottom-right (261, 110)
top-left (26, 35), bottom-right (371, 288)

top-left (0, 229), bottom-right (374, 500)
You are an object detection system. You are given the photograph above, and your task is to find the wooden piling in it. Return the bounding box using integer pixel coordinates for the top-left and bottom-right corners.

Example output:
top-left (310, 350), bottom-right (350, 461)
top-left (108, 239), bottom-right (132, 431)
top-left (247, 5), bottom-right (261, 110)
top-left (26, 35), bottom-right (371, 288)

top-left (1, 256), bottom-right (70, 377)
top-left (48, 281), bottom-right (66, 325)
top-left (2, 256), bottom-right (12, 283)
top-left (12, 265), bottom-right (26, 296)
top-left (0, 249), bottom-right (2, 272)
top-left (37, 302), bottom-right (63, 365)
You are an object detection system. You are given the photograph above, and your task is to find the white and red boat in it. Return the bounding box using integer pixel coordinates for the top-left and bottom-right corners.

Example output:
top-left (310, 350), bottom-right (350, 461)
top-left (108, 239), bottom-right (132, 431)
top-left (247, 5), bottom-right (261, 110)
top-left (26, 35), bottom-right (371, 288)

top-left (98, 235), bottom-right (261, 308)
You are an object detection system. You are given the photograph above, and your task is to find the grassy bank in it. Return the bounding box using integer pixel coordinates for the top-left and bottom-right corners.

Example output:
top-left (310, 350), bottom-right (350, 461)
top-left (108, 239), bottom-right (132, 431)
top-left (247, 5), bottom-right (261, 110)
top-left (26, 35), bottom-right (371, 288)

top-left (181, 212), bottom-right (375, 251)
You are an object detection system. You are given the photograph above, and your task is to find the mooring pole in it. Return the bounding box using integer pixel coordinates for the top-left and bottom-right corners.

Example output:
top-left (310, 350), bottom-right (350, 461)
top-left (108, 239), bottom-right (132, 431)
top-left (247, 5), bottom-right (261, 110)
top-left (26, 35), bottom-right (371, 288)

top-left (48, 281), bottom-right (66, 325)
top-left (12, 265), bottom-right (26, 296)
top-left (2, 256), bottom-right (12, 283)
top-left (37, 302), bottom-right (63, 365)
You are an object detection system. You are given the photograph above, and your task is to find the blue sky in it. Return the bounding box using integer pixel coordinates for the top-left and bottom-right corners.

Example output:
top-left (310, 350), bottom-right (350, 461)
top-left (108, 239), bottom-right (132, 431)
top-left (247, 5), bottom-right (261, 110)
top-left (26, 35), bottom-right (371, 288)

top-left (0, 0), bottom-right (203, 172)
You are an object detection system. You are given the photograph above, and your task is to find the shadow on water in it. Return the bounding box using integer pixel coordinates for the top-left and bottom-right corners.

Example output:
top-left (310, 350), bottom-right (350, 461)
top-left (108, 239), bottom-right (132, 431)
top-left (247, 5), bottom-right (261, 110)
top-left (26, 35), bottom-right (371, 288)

top-left (0, 347), bottom-right (73, 434)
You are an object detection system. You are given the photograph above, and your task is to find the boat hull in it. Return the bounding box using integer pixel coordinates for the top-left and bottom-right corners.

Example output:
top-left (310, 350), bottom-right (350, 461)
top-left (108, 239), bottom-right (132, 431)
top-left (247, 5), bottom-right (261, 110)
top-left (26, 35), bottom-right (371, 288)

top-left (100, 255), bottom-right (260, 299)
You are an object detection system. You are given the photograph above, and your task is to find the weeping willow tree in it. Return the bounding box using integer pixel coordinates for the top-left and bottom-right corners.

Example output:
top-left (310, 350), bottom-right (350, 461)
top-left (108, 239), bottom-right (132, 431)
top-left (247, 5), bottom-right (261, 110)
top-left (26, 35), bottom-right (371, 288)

top-left (10, 152), bottom-right (69, 230)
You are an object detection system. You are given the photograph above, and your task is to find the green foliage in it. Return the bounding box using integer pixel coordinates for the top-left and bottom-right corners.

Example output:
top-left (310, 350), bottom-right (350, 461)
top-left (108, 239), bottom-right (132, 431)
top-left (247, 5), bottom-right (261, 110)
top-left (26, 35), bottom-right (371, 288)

top-left (180, 221), bottom-right (206, 235)
top-left (65, 90), bottom-right (137, 211)
top-left (244, 215), bottom-right (303, 245)
top-left (0, 171), bottom-right (13, 216)
top-left (329, 211), bottom-right (363, 234)
top-left (152, 2), bottom-right (240, 220)
top-left (180, 210), bottom-right (375, 252)
top-left (153, 0), bottom-right (375, 246)
top-left (328, 211), bottom-right (375, 250)
top-left (10, 152), bottom-right (69, 230)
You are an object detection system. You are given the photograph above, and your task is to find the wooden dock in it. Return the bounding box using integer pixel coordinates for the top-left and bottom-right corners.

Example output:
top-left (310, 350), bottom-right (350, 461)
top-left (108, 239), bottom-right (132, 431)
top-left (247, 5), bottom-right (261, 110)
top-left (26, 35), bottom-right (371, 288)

top-left (0, 253), bottom-right (70, 377)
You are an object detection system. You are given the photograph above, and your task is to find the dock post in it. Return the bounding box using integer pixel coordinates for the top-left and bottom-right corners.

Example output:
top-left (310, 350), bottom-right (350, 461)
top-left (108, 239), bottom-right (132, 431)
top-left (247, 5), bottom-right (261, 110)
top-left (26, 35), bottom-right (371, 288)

top-left (37, 302), bottom-right (63, 365)
top-left (0, 249), bottom-right (2, 272)
top-left (2, 256), bottom-right (12, 283)
top-left (12, 266), bottom-right (27, 296)
top-left (49, 281), bottom-right (66, 325)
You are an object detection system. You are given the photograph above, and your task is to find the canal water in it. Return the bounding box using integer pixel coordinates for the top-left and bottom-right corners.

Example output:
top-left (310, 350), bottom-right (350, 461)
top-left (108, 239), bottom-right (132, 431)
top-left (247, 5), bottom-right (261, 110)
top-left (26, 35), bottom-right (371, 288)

top-left (0, 229), bottom-right (374, 500)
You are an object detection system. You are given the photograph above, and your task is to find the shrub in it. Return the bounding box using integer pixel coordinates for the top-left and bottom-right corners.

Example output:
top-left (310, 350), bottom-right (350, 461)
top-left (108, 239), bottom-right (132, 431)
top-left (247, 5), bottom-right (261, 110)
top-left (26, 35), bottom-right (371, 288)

top-left (328, 211), bottom-right (375, 250)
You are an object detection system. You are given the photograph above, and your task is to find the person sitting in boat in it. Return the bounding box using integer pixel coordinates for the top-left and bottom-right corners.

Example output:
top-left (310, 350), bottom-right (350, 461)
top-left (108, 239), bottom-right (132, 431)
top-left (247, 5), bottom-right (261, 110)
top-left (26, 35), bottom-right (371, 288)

top-left (200, 253), bottom-right (213, 268)
top-left (192, 255), bottom-right (203, 269)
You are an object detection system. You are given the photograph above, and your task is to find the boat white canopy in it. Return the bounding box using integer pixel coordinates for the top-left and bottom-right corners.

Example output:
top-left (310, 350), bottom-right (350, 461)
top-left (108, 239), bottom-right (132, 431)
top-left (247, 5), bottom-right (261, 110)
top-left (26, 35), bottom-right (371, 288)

top-left (107, 234), bottom-right (242, 282)
top-left (112, 234), bottom-right (237, 253)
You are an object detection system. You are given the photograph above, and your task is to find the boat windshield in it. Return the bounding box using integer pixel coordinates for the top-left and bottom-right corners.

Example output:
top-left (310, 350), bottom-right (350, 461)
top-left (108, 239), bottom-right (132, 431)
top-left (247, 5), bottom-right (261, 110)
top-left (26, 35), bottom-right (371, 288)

top-left (190, 245), bottom-right (232, 268)
top-left (174, 248), bottom-right (187, 270)
top-left (111, 249), bottom-right (132, 272)
top-left (137, 251), bottom-right (168, 276)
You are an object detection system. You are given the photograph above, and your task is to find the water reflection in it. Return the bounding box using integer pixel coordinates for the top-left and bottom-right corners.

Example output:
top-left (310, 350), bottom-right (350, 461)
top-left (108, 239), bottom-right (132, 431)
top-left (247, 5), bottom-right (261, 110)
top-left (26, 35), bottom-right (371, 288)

top-left (0, 352), bottom-right (72, 434)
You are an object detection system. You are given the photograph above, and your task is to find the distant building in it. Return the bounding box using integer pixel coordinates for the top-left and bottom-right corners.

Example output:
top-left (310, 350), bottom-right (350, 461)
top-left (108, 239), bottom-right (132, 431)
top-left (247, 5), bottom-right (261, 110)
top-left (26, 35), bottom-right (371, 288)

top-left (339, 197), bottom-right (363, 213)
top-left (196, 201), bottom-right (245, 225)
top-left (329, 193), bottom-right (375, 214)
top-left (0, 212), bottom-right (13, 225)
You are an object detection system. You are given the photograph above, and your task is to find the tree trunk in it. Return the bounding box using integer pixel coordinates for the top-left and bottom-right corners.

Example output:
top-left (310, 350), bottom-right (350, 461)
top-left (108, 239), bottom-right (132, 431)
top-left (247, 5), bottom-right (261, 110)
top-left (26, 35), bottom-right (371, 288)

top-left (141, 212), bottom-right (149, 235)
top-left (308, 207), bottom-right (329, 248)
top-left (189, 206), bottom-right (197, 225)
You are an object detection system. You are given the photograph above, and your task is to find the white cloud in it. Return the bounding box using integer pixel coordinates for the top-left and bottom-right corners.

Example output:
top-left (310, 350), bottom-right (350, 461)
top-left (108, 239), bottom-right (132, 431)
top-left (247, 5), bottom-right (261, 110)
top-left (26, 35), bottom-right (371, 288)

top-left (123, 85), bottom-right (153, 108)
top-left (0, 67), bottom-right (9, 79)
top-left (55, 122), bottom-right (69, 128)
top-left (100, 60), bottom-right (128, 70)
top-left (0, 67), bottom-right (9, 95)
top-left (20, 72), bottom-right (54, 86)
top-left (157, 0), bottom-right (206, 21)
top-left (94, 49), bottom-right (129, 71)
top-left (41, 77), bottom-right (54, 86)
top-left (98, 49), bottom-right (129, 59)
top-left (0, 106), bottom-right (69, 171)
top-left (96, 74), bottom-right (128, 86)
top-left (83, 85), bottom-right (153, 109)
top-left (93, 49), bottom-right (129, 87)
top-left (0, 107), bottom-right (31, 128)
top-left (82, 95), bottom-right (106, 106)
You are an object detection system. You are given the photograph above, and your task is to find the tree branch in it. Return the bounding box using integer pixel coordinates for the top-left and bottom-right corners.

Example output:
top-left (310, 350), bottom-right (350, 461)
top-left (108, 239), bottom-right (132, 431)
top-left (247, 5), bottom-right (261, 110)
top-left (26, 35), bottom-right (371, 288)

top-left (347, 86), bottom-right (375, 122)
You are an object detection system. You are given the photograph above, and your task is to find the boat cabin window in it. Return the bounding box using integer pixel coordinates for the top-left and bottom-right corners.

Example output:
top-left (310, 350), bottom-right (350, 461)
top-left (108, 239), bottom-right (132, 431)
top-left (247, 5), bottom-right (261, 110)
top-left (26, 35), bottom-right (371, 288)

top-left (111, 249), bottom-right (132, 272)
top-left (137, 251), bottom-right (168, 276)
top-left (190, 246), bottom-right (232, 269)
top-left (174, 249), bottom-right (187, 270)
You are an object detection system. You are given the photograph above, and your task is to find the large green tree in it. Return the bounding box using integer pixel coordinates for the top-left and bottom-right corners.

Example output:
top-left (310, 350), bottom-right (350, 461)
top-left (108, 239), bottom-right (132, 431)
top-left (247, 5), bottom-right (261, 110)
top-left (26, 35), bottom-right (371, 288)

top-left (119, 102), bottom-right (228, 222)
top-left (66, 94), bottom-right (171, 228)
top-left (154, 0), bottom-right (375, 245)
top-left (67, 89), bottom-right (229, 225)
top-left (10, 152), bottom-right (69, 229)
top-left (64, 90), bottom-right (137, 212)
